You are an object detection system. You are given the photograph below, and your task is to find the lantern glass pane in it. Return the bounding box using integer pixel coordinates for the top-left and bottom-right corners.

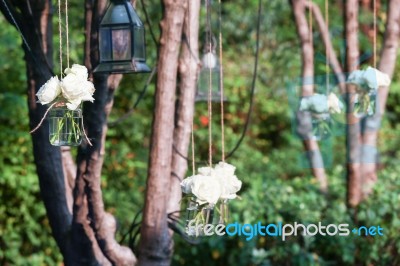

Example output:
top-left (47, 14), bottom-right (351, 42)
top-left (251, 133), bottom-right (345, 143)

top-left (112, 29), bottom-right (131, 61)
top-left (133, 26), bottom-right (145, 61)
top-left (101, 3), bottom-right (130, 25)
top-left (99, 27), bottom-right (112, 61)
top-left (197, 66), bottom-right (221, 101)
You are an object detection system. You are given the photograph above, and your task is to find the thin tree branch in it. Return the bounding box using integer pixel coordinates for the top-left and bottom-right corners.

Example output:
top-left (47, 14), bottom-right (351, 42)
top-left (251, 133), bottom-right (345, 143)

top-left (306, 1), bottom-right (346, 93)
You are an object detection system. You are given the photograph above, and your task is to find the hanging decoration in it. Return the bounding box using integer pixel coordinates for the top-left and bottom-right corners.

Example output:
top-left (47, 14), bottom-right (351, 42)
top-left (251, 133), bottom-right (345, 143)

top-left (296, 0), bottom-right (343, 140)
top-left (345, 0), bottom-right (391, 118)
top-left (30, 0), bottom-right (93, 147)
top-left (181, 0), bottom-right (242, 237)
top-left (347, 67), bottom-right (391, 117)
top-left (195, 0), bottom-right (226, 102)
top-left (299, 92), bottom-right (343, 140)
top-left (196, 30), bottom-right (225, 102)
top-left (181, 162), bottom-right (241, 236)
top-left (93, 0), bottom-right (151, 74)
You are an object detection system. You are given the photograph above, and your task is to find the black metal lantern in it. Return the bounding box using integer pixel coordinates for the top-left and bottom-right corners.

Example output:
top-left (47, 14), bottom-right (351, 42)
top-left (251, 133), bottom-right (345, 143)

top-left (195, 30), bottom-right (226, 102)
top-left (93, 0), bottom-right (151, 74)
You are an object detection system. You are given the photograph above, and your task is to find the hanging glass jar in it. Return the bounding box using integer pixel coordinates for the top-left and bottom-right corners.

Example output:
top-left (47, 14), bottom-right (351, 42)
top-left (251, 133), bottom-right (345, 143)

top-left (217, 199), bottom-right (229, 224)
top-left (311, 113), bottom-right (331, 140)
top-left (353, 89), bottom-right (376, 117)
top-left (185, 199), bottom-right (218, 236)
top-left (49, 102), bottom-right (83, 146)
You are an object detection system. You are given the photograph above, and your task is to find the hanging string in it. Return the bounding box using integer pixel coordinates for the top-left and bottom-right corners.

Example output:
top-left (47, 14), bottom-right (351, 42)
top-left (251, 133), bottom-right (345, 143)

top-left (373, 0), bottom-right (377, 68)
top-left (65, 0), bottom-right (70, 68)
top-left (309, 0), bottom-right (313, 42)
top-left (325, 0), bottom-right (329, 93)
top-left (206, 0), bottom-right (213, 167)
top-left (188, 0), bottom-right (196, 175)
top-left (29, 102), bottom-right (59, 133)
top-left (218, 0), bottom-right (225, 162)
top-left (58, 0), bottom-right (63, 75)
top-left (172, 0), bottom-right (261, 164)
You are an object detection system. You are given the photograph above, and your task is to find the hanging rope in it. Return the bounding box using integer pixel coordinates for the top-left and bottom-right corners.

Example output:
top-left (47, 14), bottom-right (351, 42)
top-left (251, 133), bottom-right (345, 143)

top-left (172, 0), bottom-right (261, 164)
top-left (325, 0), bottom-right (329, 93)
top-left (218, 0), bottom-right (225, 162)
top-left (65, 0), bottom-right (70, 68)
top-left (309, 0), bottom-right (313, 43)
top-left (58, 0), bottom-right (63, 75)
top-left (188, 0), bottom-right (196, 175)
top-left (206, 0), bottom-right (213, 167)
top-left (373, 0), bottom-right (377, 68)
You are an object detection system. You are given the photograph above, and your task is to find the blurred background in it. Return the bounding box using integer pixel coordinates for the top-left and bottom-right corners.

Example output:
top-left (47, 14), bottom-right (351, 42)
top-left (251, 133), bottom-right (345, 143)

top-left (0, 0), bottom-right (399, 265)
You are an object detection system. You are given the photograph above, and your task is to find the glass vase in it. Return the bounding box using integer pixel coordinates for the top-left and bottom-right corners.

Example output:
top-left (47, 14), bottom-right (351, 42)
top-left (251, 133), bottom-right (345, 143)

top-left (311, 113), bottom-right (331, 140)
top-left (49, 104), bottom-right (83, 146)
top-left (353, 90), bottom-right (376, 117)
top-left (218, 199), bottom-right (229, 225)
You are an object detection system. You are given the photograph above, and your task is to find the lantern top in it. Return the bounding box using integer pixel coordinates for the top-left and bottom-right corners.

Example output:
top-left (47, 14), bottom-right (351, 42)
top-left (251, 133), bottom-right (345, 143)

top-left (94, 0), bottom-right (151, 74)
top-left (101, 0), bottom-right (143, 26)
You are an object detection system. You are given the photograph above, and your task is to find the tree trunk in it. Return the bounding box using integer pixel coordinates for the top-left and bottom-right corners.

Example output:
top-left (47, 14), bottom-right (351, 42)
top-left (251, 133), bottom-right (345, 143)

top-left (291, 0), bottom-right (328, 192)
top-left (138, 1), bottom-right (186, 265)
top-left (167, 0), bottom-right (200, 220)
top-left (361, 0), bottom-right (400, 197)
top-left (71, 0), bottom-right (136, 264)
top-left (0, 0), bottom-right (77, 262)
top-left (344, 0), bottom-right (362, 207)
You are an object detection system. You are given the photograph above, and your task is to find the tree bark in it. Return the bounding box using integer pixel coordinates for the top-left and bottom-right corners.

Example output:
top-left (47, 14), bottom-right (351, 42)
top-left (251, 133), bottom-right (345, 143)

top-left (138, 0), bottom-right (186, 265)
top-left (361, 0), bottom-right (400, 197)
top-left (344, 0), bottom-right (362, 207)
top-left (71, 0), bottom-right (136, 264)
top-left (306, 1), bottom-right (346, 93)
top-left (167, 0), bottom-right (200, 219)
top-left (0, 0), bottom-right (77, 262)
top-left (291, 0), bottom-right (328, 192)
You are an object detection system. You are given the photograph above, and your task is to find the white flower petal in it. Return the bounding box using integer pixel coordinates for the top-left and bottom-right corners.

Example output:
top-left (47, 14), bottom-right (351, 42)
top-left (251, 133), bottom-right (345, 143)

top-left (299, 94), bottom-right (329, 114)
top-left (191, 175), bottom-right (221, 205)
top-left (36, 76), bottom-right (61, 104)
top-left (66, 99), bottom-right (81, 110)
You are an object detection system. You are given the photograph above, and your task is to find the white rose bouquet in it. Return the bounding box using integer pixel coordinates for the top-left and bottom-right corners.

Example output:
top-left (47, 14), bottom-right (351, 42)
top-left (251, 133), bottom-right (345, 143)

top-left (181, 162), bottom-right (242, 236)
top-left (32, 64), bottom-right (95, 146)
top-left (299, 92), bottom-right (344, 139)
top-left (347, 67), bottom-right (391, 116)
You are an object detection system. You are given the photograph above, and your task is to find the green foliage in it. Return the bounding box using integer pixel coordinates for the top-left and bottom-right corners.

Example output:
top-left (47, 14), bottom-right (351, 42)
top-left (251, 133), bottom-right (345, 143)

top-left (1, 0), bottom-right (400, 265)
top-left (172, 163), bottom-right (400, 266)
top-left (0, 93), bottom-right (62, 265)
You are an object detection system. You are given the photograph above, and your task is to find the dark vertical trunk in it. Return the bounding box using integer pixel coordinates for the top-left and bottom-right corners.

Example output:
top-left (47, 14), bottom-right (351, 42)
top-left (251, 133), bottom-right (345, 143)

top-left (72, 0), bottom-right (136, 264)
top-left (344, 0), bottom-right (362, 207)
top-left (0, 0), bottom-right (75, 262)
top-left (291, 0), bottom-right (328, 192)
top-left (138, 0), bottom-right (186, 265)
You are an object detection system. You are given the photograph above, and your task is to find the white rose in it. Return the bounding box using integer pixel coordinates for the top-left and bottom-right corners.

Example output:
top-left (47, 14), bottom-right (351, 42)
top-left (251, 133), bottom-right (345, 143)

top-left (61, 65), bottom-right (95, 110)
top-left (363, 67), bottom-right (391, 89)
top-left (36, 76), bottom-right (61, 104)
top-left (198, 166), bottom-right (214, 176)
top-left (327, 93), bottom-right (343, 114)
top-left (214, 162), bottom-right (242, 199)
top-left (299, 94), bottom-right (329, 114)
top-left (180, 175), bottom-right (197, 194)
top-left (214, 162), bottom-right (236, 176)
top-left (347, 69), bottom-right (364, 86)
top-left (191, 175), bottom-right (221, 205)
top-left (202, 52), bottom-right (217, 69)
top-left (64, 64), bottom-right (89, 80)
top-left (347, 67), bottom-right (391, 91)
